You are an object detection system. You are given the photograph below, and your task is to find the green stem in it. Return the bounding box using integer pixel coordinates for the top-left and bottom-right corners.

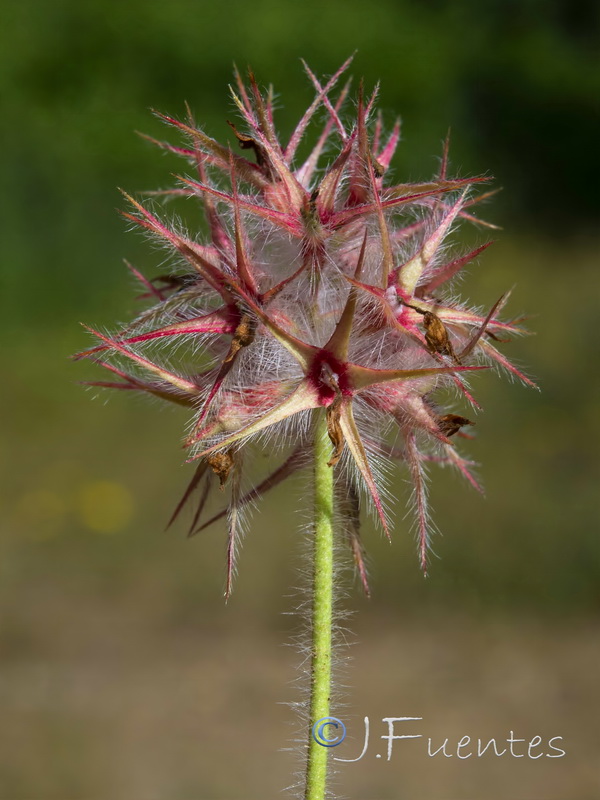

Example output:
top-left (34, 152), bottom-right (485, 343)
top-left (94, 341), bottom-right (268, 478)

top-left (304, 409), bottom-right (335, 800)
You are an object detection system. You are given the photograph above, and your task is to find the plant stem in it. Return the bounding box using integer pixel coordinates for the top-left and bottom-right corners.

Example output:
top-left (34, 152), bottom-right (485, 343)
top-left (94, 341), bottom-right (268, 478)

top-left (304, 409), bottom-right (335, 800)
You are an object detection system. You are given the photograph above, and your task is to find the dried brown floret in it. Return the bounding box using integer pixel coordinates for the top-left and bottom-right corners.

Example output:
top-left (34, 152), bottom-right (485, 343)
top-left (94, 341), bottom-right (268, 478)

top-left (207, 451), bottom-right (235, 489)
top-left (437, 414), bottom-right (474, 437)
top-left (423, 311), bottom-right (457, 360)
top-left (326, 395), bottom-right (345, 468)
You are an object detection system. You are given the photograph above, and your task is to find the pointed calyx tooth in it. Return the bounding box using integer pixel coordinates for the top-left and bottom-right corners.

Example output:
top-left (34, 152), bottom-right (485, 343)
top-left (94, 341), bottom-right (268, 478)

top-left (207, 451), bottom-right (235, 489)
top-left (77, 58), bottom-right (528, 588)
top-left (486, 330), bottom-right (512, 343)
top-left (326, 395), bottom-right (344, 468)
top-left (437, 414), bottom-right (474, 437)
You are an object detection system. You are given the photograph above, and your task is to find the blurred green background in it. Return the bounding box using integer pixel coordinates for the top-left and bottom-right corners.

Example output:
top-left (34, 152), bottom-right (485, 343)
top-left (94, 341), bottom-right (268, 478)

top-left (1, 1), bottom-right (599, 798)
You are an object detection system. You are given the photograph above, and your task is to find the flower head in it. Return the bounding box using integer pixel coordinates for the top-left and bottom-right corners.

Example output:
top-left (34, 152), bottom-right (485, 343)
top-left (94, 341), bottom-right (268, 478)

top-left (76, 58), bottom-right (533, 596)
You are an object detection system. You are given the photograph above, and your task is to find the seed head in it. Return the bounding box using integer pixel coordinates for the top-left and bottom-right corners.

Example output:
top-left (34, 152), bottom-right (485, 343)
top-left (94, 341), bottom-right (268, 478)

top-left (76, 58), bottom-right (533, 596)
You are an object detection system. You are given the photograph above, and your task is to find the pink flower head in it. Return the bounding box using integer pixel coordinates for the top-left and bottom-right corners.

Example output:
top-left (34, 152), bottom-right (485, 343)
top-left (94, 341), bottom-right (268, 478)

top-left (76, 58), bottom-right (533, 597)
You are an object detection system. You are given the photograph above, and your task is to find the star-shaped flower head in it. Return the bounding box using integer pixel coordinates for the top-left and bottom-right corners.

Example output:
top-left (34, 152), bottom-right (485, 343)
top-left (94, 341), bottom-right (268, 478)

top-left (76, 58), bottom-right (533, 598)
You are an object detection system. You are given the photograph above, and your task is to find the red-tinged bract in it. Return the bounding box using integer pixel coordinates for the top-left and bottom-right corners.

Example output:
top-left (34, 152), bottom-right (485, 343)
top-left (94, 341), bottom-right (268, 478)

top-left (76, 58), bottom-right (533, 597)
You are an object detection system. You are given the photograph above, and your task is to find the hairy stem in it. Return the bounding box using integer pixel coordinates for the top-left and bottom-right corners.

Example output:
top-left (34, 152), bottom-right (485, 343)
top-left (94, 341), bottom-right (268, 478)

top-left (304, 409), bottom-right (335, 800)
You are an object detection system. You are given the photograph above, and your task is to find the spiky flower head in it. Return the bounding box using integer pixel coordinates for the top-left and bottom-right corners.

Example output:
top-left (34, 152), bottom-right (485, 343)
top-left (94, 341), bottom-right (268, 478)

top-left (76, 58), bottom-right (532, 597)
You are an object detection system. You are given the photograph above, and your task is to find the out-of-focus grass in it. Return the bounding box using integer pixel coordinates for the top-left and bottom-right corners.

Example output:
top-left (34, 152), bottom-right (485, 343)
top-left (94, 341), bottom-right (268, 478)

top-left (0, 617), bottom-right (598, 799)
